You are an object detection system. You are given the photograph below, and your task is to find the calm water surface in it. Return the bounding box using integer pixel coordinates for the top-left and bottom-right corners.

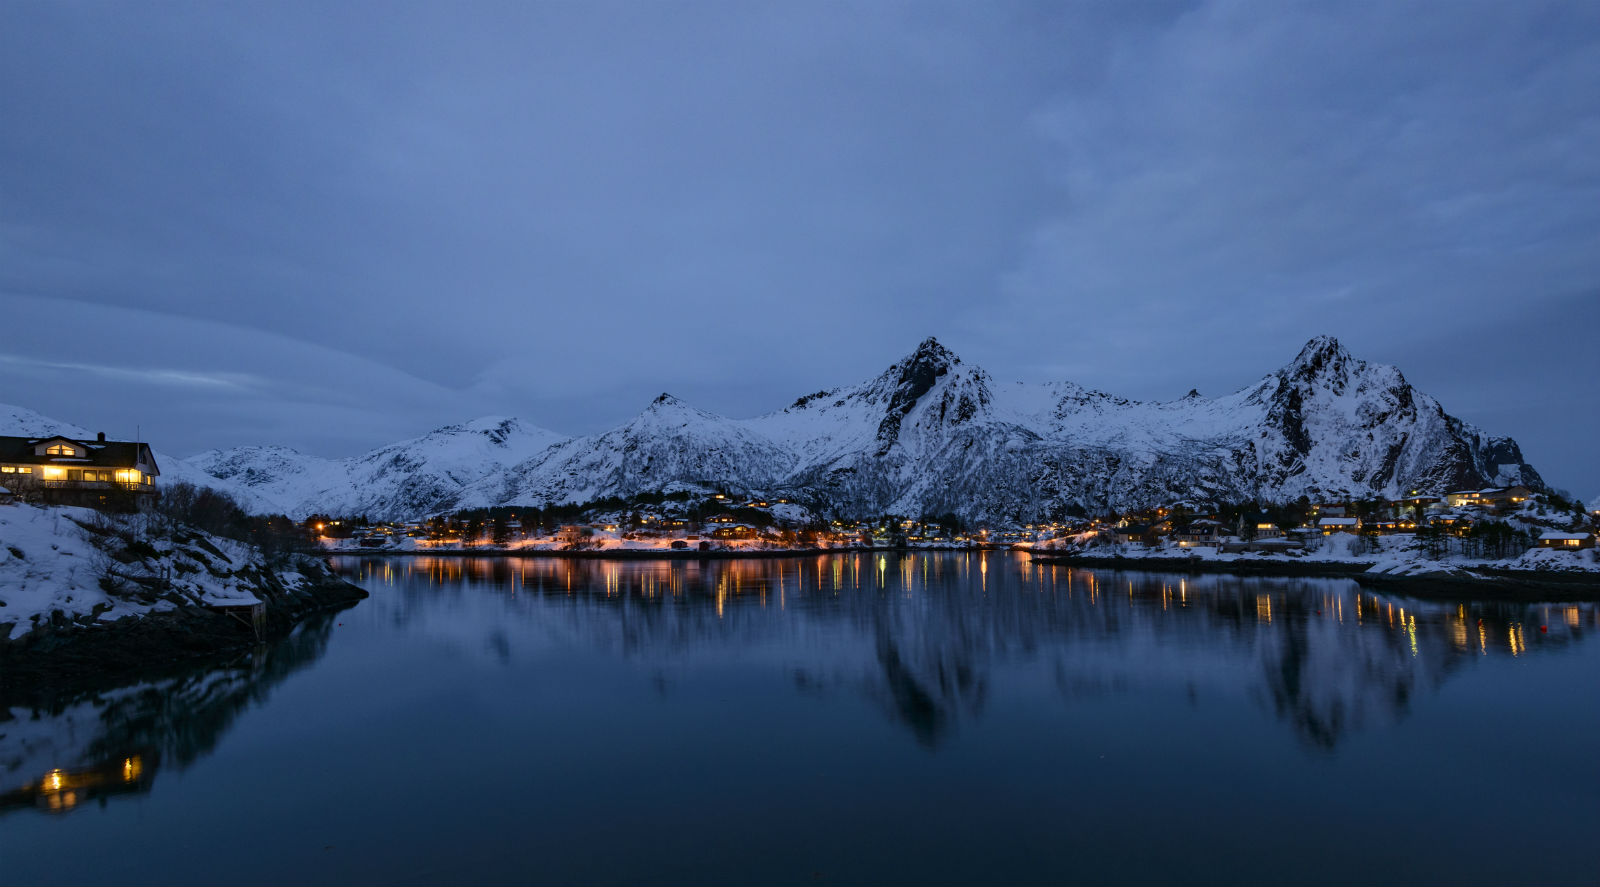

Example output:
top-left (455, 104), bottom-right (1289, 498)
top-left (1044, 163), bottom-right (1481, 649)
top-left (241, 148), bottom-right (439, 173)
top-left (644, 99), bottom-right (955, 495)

top-left (3, 553), bottom-right (1598, 885)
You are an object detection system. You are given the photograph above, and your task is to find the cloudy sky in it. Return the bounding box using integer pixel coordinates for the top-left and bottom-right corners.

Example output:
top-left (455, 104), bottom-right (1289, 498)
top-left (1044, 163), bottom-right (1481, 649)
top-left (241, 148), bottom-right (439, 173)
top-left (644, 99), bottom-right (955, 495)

top-left (2, 0), bottom-right (1597, 496)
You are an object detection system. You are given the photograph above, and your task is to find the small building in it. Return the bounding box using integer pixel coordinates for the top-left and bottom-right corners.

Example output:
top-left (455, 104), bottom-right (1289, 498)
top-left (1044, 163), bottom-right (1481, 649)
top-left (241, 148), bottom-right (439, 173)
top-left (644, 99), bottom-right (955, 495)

top-left (1480, 486), bottom-right (1535, 509)
top-left (1113, 525), bottom-right (1151, 545)
top-left (1537, 532), bottom-right (1595, 551)
top-left (1253, 522), bottom-right (1285, 540)
top-left (1447, 486), bottom-right (1535, 510)
top-left (1317, 516), bottom-right (1361, 535)
top-left (0, 433), bottom-right (160, 512)
top-left (1174, 519), bottom-right (1221, 547)
top-left (711, 524), bottom-right (756, 540)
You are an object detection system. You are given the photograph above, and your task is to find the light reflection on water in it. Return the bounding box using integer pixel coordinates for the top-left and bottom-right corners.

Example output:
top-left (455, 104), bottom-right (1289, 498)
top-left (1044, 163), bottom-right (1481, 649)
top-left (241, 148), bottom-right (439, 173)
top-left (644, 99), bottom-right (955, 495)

top-left (343, 553), bottom-right (1598, 749)
top-left (1, 553), bottom-right (1597, 886)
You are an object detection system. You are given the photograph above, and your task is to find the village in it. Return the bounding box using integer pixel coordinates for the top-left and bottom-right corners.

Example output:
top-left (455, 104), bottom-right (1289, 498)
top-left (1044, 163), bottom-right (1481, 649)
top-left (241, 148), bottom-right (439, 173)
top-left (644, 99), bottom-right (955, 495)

top-left (1, 430), bottom-right (1594, 565)
top-left (303, 483), bottom-right (1599, 562)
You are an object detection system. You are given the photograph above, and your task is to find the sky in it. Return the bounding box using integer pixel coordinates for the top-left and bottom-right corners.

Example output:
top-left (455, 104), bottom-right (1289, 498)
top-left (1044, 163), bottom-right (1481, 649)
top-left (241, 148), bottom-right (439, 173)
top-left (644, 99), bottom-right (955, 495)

top-left (2, 0), bottom-right (1597, 497)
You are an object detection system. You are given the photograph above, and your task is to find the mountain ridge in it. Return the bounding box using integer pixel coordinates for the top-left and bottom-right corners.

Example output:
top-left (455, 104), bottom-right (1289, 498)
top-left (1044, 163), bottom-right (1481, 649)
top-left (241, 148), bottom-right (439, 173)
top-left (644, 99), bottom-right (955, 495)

top-left (0, 337), bottom-right (1547, 520)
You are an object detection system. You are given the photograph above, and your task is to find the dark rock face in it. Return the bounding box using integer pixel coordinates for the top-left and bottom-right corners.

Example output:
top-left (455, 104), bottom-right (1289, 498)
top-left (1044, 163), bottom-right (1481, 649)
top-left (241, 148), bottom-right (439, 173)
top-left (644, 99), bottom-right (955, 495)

top-left (875, 337), bottom-right (957, 456)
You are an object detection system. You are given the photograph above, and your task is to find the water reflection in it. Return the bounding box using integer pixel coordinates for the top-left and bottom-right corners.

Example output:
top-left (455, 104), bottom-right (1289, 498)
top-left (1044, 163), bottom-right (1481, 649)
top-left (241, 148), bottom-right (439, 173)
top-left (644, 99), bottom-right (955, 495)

top-left (0, 611), bottom-right (342, 817)
top-left (336, 553), bottom-right (1597, 748)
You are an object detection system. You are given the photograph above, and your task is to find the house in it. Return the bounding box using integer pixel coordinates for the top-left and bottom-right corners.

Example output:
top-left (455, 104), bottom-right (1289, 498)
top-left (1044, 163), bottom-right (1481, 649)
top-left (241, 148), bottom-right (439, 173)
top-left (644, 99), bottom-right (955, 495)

top-left (1446, 487), bottom-right (1535, 510)
top-left (1427, 513), bottom-right (1472, 534)
top-left (1537, 532), bottom-right (1595, 551)
top-left (1113, 525), bottom-right (1151, 545)
top-left (0, 433), bottom-right (160, 512)
top-left (711, 524), bottom-right (756, 540)
top-left (1253, 521), bottom-right (1285, 540)
top-left (1317, 516), bottom-right (1361, 535)
top-left (1174, 519), bottom-right (1222, 547)
top-left (1481, 486), bottom-right (1535, 509)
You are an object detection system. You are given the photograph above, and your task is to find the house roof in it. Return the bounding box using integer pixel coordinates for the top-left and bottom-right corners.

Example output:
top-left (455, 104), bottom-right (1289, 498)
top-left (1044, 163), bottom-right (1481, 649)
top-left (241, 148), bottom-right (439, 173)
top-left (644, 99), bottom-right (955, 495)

top-left (1539, 532), bottom-right (1592, 541)
top-left (1318, 517), bottom-right (1359, 526)
top-left (0, 435), bottom-right (160, 475)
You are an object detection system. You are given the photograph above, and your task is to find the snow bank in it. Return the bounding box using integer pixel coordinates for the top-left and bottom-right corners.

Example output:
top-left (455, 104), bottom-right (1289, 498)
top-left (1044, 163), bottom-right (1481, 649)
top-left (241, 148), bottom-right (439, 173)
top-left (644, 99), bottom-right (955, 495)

top-left (0, 502), bottom-right (320, 641)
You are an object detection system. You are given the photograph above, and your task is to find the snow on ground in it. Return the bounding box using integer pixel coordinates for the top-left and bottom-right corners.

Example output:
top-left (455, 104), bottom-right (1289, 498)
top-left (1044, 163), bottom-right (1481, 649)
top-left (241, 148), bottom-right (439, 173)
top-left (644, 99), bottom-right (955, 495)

top-left (1054, 533), bottom-right (1600, 576)
top-left (0, 503), bottom-right (286, 640)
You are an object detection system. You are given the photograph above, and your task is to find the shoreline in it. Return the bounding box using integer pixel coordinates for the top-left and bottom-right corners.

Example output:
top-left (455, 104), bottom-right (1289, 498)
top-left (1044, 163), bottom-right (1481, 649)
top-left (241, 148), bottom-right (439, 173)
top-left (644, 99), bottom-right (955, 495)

top-left (0, 569), bottom-right (369, 701)
top-left (320, 544), bottom-right (1003, 560)
top-left (1027, 553), bottom-right (1600, 602)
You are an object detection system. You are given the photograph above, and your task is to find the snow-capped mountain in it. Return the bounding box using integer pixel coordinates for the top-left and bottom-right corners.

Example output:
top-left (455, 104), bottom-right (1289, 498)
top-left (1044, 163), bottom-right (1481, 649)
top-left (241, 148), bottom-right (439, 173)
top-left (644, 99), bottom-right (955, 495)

top-left (458, 395), bottom-right (799, 510)
top-left (188, 416), bottom-right (565, 518)
top-left (13, 336), bottom-right (1543, 521)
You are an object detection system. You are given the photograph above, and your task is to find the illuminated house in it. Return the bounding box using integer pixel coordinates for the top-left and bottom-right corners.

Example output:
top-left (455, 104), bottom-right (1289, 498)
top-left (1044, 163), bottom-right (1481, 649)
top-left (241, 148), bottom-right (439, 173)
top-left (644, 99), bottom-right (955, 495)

top-left (0, 433), bottom-right (160, 511)
top-left (1537, 532), bottom-right (1595, 551)
top-left (1317, 516), bottom-right (1361, 535)
top-left (1445, 486), bottom-right (1534, 510)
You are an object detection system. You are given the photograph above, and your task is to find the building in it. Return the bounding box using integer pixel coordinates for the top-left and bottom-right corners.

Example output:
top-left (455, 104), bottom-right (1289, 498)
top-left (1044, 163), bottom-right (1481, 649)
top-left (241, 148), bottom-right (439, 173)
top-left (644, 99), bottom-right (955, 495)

top-left (0, 433), bottom-right (160, 511)
top-left (1317, 516), bottom-right (1361, 535)
top-left (1173, 519), bottom-right (1221, 547)
top-left (1537, 532), bottom-right (1595, 551)
top-left (1372, 518), bottom-right (1419, 534)
top-left (1113, 525), bottom-right (1151, 545)
top-left (1446, 487), bottom-right (1535, 510)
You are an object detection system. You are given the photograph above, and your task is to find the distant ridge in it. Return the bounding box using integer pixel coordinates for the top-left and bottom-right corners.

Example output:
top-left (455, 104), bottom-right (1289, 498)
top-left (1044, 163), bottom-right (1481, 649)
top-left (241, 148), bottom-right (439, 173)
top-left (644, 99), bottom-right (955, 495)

top-left (3, 337), bottom-right (1545, 521)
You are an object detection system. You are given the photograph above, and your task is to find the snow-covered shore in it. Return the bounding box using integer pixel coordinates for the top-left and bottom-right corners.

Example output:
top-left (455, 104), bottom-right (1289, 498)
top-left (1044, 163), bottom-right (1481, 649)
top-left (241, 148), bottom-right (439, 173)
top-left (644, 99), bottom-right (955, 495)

top-left (1032, 533), bottom-right (1599, 598)
top-left (0, 502), bottom-right (366, 657)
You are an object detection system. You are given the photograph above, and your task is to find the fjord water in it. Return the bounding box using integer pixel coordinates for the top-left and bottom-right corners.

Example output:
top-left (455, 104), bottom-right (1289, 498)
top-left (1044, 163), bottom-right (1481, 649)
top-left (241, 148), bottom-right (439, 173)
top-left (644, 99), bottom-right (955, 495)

top-left (4, 554), bottom-right (1598, 885)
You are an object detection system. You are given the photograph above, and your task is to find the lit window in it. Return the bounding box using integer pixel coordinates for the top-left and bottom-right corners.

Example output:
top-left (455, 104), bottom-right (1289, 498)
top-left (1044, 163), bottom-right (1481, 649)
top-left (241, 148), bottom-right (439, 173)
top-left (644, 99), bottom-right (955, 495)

top-left (0, 466), bottom-right (12, 473)
top-left (45, 444), bottom-right (76, 456)
top-left (42, 467), bottom-right (64, 480)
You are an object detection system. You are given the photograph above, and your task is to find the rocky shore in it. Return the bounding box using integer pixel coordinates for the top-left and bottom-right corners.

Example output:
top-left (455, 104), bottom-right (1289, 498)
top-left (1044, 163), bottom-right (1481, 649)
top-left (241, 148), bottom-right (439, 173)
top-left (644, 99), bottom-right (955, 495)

top-left (0, 558), bottom-right (366, 697)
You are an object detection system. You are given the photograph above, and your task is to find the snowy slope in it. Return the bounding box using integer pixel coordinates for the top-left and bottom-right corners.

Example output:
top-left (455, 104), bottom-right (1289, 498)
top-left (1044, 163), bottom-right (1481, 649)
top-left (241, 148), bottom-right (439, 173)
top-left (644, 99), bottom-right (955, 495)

top-left (464, 395), bottom-right (799, 509)
top-left (174, 336), bottom-right (1548, 520)
top-left (190, 417), bottom-right (565, 518)
top-left (0, 503), bottom-right (292, 640)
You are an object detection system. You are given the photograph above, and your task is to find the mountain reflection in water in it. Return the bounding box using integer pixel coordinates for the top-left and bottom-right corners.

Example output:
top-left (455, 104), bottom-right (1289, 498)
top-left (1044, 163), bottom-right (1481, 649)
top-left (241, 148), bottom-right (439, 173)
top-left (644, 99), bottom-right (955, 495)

top-left (4, 552), bottom-right (1598, 885)
top-left (340, 553), bottom-right (1596, 749)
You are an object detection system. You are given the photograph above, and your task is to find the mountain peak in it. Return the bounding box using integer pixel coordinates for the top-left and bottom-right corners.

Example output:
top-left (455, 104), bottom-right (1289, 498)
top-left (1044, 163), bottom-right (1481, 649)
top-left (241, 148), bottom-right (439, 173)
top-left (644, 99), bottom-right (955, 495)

top-left (907, 336), bottom-right (957, 367)
top-left (652, 393), bottom-right (682, 407)
top-left (1291, 335), bottom-right (1349, 366)
top-left (461, 415), bottom-right (515, 432)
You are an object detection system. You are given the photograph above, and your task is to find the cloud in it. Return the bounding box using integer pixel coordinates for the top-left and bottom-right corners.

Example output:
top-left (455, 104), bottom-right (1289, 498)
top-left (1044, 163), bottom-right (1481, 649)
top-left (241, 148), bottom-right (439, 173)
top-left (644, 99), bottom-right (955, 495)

top-left (0, 1), bottom-right (1594, 493)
